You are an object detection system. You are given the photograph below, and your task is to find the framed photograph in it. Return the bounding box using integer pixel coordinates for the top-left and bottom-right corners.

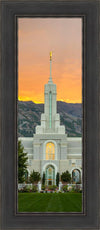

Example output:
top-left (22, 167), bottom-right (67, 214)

top-left (18, 17), bottom-right (83, 213)
top-left (1, 0), bottom-right (99, 229)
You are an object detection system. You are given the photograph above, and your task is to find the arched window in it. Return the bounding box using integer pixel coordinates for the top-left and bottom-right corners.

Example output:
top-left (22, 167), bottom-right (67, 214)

top-left (46, 142), bottom-right (55, 160)
top-left (72, 169), bottom-right (81, 183)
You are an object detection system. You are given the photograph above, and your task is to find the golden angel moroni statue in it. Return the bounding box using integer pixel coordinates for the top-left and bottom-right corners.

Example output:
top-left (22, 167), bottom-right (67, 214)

top-left (50, 51), bottom-right (52, 60)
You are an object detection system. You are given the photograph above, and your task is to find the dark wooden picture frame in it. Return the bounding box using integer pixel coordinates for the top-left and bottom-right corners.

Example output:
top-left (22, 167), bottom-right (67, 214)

top-left (1, 0), bottom-right (99, 229)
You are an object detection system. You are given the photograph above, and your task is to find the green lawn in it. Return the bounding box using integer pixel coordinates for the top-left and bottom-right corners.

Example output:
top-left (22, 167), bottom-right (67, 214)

top-left (18, 192), bottom-right (82, 212)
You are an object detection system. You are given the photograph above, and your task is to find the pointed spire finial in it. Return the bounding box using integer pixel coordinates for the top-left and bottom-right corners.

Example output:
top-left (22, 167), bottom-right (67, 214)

top-left (48, 51), bottom-right (53, 84)
top-left (50, 51), bottom-right (52, 61)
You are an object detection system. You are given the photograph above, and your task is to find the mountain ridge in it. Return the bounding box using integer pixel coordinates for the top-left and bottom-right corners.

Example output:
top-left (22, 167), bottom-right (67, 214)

top-left (18, 100), bottom-right (82, 137)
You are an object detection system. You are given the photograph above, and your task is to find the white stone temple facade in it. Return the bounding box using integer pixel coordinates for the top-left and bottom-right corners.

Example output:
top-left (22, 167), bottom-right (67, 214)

top-left (19, 52), bottom-right (82, 185)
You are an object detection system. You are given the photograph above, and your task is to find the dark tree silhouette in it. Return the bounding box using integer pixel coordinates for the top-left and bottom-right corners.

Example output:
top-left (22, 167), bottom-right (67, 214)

top-left (18, 140), bottom-right (28, 183)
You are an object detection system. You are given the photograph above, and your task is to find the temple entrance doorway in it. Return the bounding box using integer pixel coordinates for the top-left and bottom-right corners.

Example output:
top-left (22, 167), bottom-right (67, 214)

top-left (45, 165), bottom-right (55, 185)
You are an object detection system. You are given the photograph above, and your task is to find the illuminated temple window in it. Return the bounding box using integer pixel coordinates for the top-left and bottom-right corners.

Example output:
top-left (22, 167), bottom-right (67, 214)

top-left (46, 142), bottom-right (55, 160)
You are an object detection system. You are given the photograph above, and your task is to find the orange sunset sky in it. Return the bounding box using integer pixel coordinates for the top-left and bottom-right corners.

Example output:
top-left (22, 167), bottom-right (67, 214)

top-left (18, 18), bottom-right (82, 104)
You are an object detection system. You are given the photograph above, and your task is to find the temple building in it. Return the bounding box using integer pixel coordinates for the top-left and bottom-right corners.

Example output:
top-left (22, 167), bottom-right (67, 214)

top-left (19, 52), bottom-right (82, 185)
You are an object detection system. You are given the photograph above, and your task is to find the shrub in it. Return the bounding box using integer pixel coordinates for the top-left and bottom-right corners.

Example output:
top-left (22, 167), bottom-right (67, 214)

top-left (56, 172), bottom-right (60, 186)
top-left (48, 185), bottom-right (57, 191)
top-left (42, 185), bottom-right (46, 190)
top-left (71, 184), bottom-right (81, 193)
top-left (29, 170), bottom-right (41, 184)
top-left (62, 185), bottom-right (68, 192)
top-left (48, 185), bottom-right (53, 190)
top-left (18, 140), bottom-right (28, 183)
top-left (18, 188), bottom-right (23, 193)
top-left (32, 185), bottom-right (37, 192)
top-left (42, 172), bottom-right (45, 185)
top-left (22, 186), bottom-right (30, 193)
top-left (61, 170), bottom-right (71, 183)
top-left (75, 184), bottom-right (81, 192)
top-left (25, 178), bottom-right (30, 184)
top-left (52, 185), bottom-right (57, 191)
top-left (71, 185), bottom-right (76, 192)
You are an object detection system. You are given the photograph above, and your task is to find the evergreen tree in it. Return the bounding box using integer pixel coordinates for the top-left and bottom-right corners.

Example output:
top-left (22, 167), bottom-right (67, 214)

top-left (29, 170), bottom-right (41, 184)
top-left (18, 140), bottom-right (28, 183)
top-left (61, 170), bottom-right (71, 183)
top-left (42, 172), bottom-right (45, 185)
top-left (56, 172), bottom-right (59, 186)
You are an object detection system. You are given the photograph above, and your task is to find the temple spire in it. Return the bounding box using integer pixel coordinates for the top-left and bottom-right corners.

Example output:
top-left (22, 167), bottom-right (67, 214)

top-left (48, 51), bottom-right (53, 84)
